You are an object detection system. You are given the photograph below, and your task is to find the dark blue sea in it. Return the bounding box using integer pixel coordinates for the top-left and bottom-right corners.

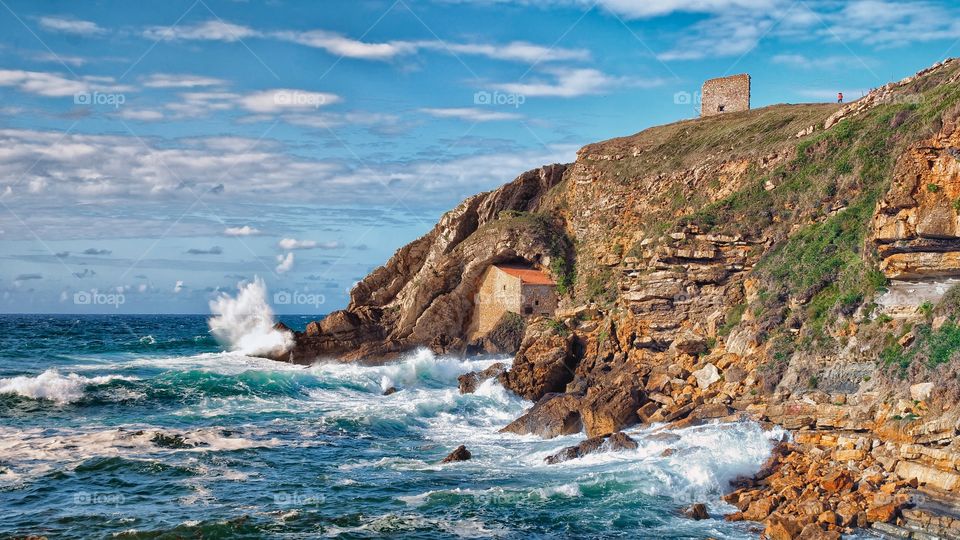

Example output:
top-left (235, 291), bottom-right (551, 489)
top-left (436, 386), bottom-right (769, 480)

top-left (0, 312), bottom-right (780, 539)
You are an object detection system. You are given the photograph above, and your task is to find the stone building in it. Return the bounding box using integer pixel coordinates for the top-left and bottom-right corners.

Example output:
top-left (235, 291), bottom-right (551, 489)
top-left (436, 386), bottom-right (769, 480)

top-left (469, 264), bottom-right (558, 338)
top-left (701, 73), bottom-right (751, 117)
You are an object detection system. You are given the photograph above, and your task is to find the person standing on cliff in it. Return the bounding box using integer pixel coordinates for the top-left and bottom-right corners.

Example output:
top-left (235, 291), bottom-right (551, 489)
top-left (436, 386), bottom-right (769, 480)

top-left (837, 92), bottom-right (844, 103)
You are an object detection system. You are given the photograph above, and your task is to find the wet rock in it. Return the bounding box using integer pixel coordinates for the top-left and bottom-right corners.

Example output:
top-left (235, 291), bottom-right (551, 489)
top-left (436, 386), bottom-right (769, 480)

top-left (544, 431), bottom-right (637, 464)
top-left (499, 321), bottom-right (578, 401)
top-left (150, 432), bottom-right (195, 449)
top-left (580, 385), bottom-right (645, 437)
top-left (441, 445), bottom-right (472, 463)
top-left (458, 363), bottom-right (507, 394)
top-left (682, 503), bottom-right (709, 520)
top-left (500, 393), bottom-right (582, 439)
top-left (382, 386), bottom-right (398, 396)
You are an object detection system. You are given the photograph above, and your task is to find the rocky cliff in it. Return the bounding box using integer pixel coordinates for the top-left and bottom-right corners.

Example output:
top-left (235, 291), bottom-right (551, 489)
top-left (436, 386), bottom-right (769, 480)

top-left (280, 59), bottom-right (960, 538)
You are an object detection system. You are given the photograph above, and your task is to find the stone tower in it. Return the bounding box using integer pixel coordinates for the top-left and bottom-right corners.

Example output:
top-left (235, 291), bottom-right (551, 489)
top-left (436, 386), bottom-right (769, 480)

top-left (701, 74), bottom-right (751, 117)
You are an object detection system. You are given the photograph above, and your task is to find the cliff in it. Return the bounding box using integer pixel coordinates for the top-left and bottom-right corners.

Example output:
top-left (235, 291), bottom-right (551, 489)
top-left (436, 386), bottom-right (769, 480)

top-left (280, 59), bottom-right (960, 537)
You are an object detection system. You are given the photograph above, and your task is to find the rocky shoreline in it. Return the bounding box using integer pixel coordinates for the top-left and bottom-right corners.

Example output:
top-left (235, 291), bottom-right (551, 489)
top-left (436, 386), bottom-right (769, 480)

top-left (270, 58), bottom-right (960, 538)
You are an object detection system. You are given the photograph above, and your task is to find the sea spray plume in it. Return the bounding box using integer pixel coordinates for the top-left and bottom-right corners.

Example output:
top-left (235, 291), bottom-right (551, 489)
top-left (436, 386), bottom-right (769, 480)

top-left (208, 277), bottom-right (294, 356)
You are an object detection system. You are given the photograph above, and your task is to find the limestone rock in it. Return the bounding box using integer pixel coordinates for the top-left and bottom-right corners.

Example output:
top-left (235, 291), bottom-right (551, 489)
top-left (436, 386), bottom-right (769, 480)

top-left (499, 321), bottom-right (578, 401)
top-left (693, 363), bottom-right (721, 390)
top-left (500, 393), bottom-right (582, 439)
top-left (909, 382), bottom-right (934, 402)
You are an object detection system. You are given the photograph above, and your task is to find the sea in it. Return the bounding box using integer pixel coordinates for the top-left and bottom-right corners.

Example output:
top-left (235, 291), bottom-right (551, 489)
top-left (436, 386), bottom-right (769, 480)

top-left (0, 281), bottom-right (785, 539)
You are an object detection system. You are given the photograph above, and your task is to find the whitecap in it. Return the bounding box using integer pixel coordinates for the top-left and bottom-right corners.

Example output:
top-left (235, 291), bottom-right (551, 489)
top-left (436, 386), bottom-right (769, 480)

top-left (0, 369), bottom-right (138, 403)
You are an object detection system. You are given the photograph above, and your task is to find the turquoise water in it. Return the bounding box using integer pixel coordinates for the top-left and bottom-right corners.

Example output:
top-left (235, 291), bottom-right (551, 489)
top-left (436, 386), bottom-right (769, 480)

top-left (0, 314), bottom-right (776, 539)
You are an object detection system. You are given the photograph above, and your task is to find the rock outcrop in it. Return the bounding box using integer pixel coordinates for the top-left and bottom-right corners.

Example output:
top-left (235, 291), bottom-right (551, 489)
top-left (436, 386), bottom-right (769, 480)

top-left (273, 164), bottom-right (570, 363)
top-left (282, 58), bottom-right (960, 538)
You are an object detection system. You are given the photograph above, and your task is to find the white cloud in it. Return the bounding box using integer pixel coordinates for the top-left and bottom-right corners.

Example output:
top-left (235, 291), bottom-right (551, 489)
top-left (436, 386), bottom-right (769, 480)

top-left (119, 109), bottom-right (164, 121)
top-left (492, 68), bottom-right (660, 98)
top-left (142, 74), bottom-right (227, 88)
top-left (143, 20), bottom-right (259, 42)
top-left (224, 225), bottom-right (261, 236)
top-left (278, 238), bottom-right (341, 250)
top-left (33, 51), bottom-right (88, 67)
top-left (239, 89), bottom-right (341, 113)
top-left (0, 69), bottom-right (130, 98)
top-left (275, 252), bottom-right (294, 274)
top-left (142, 20), bottom-right (587, 63)
top-left (420, 107), bottom-right (522, 122)
top-left (173, 280), bottom-right (185, 293)
top-left (38, 16), bottom-right (106, 36)
top-left (440, 41), bottom-right (590, 63)
top-left (274, 30), bottom-right (419, 60)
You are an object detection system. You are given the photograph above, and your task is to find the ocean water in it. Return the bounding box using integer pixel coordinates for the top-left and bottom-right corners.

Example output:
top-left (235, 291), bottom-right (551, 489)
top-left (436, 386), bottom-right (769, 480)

top-left (0, 309), bottom-right (782, 539)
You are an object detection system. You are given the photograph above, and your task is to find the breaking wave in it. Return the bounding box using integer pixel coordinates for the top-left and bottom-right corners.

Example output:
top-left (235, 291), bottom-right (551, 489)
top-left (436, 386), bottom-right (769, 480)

top-left (208, 277), bottom-right (293, 356)
top-left (0, 369), bottom-right (138, 404)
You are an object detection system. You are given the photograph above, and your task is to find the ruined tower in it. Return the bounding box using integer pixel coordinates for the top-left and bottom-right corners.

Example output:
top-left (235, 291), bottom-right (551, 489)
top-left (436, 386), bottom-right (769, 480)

top-left (701, 74), bottom-right (751, 117)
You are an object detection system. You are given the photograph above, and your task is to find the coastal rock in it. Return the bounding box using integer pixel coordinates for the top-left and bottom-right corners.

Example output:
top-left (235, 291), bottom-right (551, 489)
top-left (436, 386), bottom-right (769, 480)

top-left (499, 321), bottom-right (578, 401)
top-left (580, 385), bottom-right (645, 437)
top-left (468, 312), bottom-right (526, 355)
top-left (441, 445), bottom-right (472, 463)
top-left (382, 386), bottom-right (398, 396)
top-left (458, 362), bottom-right (508, 394)
top-left (544, 431), bottom-right (638, 464)
top-left (500, 393), bottom-right (583, 439)
top-left (693, 363), bottom-right (721, 390)
top-left (682, 503), bottom-right (709, 520)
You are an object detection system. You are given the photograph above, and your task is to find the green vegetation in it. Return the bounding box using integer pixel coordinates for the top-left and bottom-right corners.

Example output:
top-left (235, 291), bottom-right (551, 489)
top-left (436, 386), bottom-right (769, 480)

top-left (883, 284), bottom-right (960, 374)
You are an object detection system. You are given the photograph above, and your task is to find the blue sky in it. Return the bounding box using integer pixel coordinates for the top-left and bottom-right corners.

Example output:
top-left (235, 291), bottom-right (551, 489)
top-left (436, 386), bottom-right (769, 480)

top-left (0, 0), bottom-right (958, 314)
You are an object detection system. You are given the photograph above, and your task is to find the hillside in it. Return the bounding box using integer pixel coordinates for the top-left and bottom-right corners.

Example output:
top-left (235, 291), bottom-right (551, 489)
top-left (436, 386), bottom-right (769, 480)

top-left (277, 59), bottom-right (960, 537)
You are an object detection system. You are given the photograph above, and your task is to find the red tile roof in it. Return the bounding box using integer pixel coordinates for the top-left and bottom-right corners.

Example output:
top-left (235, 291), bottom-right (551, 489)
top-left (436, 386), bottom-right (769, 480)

top-left (495, 265), bottom-right (555, 286)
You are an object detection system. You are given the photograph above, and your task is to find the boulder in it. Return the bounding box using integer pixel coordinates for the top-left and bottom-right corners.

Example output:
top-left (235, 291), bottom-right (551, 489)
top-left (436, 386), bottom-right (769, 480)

top-left (499, 322), bottom-right (578, 401)
top-left (382, 386), bottom-right (398, 396)
top-left (910, 382), bottom-right (934, 402)
top-left (500, 393), bottom-right (583, 439)
top-left (580, 385), bottom-right (645, 437)
top-left (441, 445), bottom-right (472, 463)
top-left (458, 362), bottom-right (508, 394)
top-left (682, 503), bottom-right (709, 520)
top-left (544, 431), bottom-right (638, 465)
top-left (763, 515), bottom-right (803, 540)
top-left (692, 363), bottom-right (721, 389)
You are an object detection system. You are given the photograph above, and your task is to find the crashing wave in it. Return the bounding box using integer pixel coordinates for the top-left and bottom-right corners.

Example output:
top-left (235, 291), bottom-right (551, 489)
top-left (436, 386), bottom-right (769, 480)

top-left (0, 369), bottom-right (138, 404)
top-left (208, 277), bottom-right (293, 357)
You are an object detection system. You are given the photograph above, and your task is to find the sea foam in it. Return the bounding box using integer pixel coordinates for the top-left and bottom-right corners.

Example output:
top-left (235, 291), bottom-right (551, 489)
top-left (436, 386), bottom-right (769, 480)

top-left (0, 369), bottom-right (137, 403)
top-left (208, 277), bottom-right (293, 357)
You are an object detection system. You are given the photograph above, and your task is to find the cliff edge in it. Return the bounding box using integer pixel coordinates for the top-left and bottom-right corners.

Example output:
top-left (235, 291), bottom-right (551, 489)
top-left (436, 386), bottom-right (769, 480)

top-left (279, 59), bottom-right (960, 537)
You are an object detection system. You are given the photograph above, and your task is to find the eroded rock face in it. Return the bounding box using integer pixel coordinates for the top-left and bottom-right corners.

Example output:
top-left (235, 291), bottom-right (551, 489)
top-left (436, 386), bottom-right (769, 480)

top-left (498, 320), bottom-right (578, 401)
top-left (273, 164), bottom-right (569, 363)
top-left (500, 393), bottom-right (583, 439)
top-left (872, 106), bottom-right (960, 279)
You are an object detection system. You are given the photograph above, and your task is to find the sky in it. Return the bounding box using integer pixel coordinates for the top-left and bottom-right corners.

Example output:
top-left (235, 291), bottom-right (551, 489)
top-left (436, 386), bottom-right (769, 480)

top-left (0, 0), bottom-right (958, 314)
